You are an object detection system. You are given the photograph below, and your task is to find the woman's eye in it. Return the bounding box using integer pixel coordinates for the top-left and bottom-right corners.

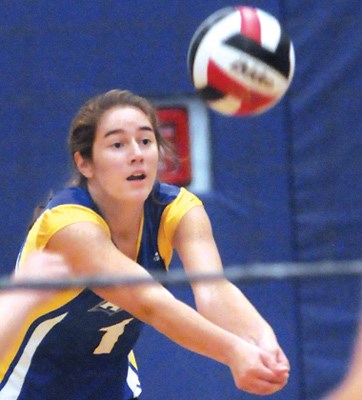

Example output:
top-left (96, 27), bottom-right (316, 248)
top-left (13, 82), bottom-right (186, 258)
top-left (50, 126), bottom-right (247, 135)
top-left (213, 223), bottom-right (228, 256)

top-left (141, 138), bottom-right (151, 145)
top-left (112, 142), bottom-right (122, 148)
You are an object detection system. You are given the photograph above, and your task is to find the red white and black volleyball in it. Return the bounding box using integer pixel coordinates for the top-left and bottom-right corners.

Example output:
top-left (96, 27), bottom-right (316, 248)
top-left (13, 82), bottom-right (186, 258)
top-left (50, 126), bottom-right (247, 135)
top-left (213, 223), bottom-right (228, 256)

top-left (187, 6), bottom-right (295, 116)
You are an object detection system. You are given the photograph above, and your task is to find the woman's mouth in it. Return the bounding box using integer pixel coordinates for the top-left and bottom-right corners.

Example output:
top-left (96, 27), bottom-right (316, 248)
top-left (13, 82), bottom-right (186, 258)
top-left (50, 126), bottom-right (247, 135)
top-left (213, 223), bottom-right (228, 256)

top-left (127, 174), bottom-right (146, 181)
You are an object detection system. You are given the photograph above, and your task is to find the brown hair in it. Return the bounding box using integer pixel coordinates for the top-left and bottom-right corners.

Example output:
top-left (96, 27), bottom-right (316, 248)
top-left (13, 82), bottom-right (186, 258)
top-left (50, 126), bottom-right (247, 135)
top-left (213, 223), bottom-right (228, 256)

top-left (68, 88), bottom-right (171, 187)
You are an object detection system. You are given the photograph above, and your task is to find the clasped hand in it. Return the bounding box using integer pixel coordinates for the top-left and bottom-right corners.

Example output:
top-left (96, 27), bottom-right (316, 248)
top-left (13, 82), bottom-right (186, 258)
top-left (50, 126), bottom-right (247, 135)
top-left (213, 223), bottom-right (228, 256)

top-left (229, 334), bottom-right (290, 395)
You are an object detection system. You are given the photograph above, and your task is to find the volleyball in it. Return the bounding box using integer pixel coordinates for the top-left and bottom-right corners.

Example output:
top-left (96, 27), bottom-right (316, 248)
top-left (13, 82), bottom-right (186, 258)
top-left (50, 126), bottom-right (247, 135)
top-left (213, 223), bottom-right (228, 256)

top-left (187, 6), bottom-right (295, 116)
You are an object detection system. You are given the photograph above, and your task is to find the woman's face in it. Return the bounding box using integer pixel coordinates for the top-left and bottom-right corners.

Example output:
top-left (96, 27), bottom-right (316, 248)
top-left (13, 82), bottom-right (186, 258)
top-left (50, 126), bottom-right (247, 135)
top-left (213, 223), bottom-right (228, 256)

top-left (82, 106), bottom-right (159, 204)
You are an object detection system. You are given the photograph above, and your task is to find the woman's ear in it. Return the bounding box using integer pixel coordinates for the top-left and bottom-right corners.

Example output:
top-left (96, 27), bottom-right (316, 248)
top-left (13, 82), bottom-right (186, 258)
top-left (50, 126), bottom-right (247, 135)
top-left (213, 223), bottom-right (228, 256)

top-left (74, 151), bottom-right (93, 179)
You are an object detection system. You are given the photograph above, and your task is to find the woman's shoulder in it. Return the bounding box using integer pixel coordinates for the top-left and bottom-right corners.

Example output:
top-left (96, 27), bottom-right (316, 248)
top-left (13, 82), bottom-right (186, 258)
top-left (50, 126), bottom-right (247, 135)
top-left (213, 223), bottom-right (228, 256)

top-left (30, 187), bottom-right (109, 243)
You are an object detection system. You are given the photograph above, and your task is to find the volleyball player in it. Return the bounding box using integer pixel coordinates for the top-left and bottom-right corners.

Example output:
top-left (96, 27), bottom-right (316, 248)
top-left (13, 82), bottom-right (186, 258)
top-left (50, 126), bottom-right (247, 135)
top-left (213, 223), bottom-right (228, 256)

top-left (0, 89), bottom-right (289, 399)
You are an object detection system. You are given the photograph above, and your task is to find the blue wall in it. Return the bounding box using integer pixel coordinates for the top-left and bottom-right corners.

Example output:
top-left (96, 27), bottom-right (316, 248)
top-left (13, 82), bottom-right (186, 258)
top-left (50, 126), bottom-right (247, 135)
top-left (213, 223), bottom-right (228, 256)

top-left (0, 1), bottom-right (361, 399)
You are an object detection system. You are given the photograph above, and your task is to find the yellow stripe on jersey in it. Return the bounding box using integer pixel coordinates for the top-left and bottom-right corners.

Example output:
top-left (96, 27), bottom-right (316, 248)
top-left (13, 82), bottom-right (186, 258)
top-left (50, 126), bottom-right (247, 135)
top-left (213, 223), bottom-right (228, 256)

top-left (19, 204), bottom-right (111, 266)
top-left (128, 350), bottom-right (138, 369)
top-left (135, 215), bottom-right (144, 262)
top-left (158, 187), bottom-right (203, 268)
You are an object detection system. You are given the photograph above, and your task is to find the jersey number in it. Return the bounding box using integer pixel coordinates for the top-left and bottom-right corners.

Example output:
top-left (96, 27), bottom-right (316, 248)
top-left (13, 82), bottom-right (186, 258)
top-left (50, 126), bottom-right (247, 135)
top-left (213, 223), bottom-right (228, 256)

top-left (93, 318), bottom-right (133, 354)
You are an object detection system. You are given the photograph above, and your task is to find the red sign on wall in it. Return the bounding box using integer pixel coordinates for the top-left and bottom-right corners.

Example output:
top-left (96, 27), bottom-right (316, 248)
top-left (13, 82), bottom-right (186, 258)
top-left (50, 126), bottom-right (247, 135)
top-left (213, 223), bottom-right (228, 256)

top-left (157, 107), bottom-right (192, 187)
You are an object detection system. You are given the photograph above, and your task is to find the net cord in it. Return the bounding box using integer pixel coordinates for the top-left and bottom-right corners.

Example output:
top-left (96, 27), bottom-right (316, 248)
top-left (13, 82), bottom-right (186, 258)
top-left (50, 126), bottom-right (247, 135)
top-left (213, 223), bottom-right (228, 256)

top-left (0, 260), bottom-right (361, 291)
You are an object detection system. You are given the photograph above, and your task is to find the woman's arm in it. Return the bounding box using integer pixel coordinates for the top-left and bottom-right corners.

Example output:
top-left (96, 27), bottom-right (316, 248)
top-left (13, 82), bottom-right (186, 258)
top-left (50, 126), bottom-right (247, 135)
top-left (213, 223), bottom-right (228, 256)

top-left (46, 221), bottom-right (287, 395)
top-left (173, 206), bottom-right (290, 371)
top-left (0, 252), bottom-right (70, 358)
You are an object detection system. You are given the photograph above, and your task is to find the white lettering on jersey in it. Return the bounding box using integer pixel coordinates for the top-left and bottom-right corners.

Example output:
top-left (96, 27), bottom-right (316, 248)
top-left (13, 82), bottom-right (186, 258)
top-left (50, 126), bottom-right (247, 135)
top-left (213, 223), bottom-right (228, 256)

top-left (89, 300), bottom-right (122, 315)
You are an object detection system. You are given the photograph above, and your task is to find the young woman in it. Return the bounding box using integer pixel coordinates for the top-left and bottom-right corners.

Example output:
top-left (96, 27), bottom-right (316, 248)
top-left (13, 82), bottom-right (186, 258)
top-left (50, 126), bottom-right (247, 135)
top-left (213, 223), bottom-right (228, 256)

top-left (0, 89), bottom-right (289, 399)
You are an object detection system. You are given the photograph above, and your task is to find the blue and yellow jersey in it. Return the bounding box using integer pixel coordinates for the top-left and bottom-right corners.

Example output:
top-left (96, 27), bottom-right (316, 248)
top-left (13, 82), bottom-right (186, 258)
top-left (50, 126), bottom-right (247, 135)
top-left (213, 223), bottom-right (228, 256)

top-left (0, 182), bottom-right (202, 400)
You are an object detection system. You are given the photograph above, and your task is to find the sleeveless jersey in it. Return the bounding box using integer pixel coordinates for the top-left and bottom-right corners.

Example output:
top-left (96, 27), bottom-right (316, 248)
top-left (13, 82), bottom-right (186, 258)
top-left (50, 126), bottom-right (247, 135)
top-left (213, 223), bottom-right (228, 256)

top-left (0, 182), bottom-right (202, 400)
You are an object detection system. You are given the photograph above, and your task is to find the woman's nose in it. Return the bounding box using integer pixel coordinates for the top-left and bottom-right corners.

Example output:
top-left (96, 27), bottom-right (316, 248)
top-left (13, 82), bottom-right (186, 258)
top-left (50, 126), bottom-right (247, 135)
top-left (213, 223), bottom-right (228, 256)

top-left (129, 141), bottom-right (144, 162)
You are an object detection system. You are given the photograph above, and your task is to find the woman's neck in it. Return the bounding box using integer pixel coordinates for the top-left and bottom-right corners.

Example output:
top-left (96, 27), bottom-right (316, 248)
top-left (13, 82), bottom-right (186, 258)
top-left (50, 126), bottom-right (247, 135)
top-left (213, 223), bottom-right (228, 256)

top-left (90, 190), bottom-right (143, 260)
top-left (87, 185), bottom-right (144, 237)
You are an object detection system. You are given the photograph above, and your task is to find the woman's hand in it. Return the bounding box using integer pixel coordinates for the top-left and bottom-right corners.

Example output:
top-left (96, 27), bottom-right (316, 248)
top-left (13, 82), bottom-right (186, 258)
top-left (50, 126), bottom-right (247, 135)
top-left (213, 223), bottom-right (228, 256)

top-left (14, 251), bottom-right (71, 303)
top-left (229, 338), bottom-right (289, 395)
top-left (256, 328), bottom-right (290, 371)
top-left (0, 251), bottom-right (71, 359)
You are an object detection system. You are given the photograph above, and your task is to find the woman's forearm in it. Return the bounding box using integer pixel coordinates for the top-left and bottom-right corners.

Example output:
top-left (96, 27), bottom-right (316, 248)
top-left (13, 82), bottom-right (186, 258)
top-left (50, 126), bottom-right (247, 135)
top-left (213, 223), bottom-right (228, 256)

top-left (193, 279), bottom-right (274, 342)
top-left (97, 283), bottom-right (239, 367)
